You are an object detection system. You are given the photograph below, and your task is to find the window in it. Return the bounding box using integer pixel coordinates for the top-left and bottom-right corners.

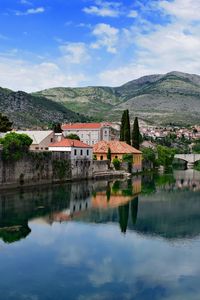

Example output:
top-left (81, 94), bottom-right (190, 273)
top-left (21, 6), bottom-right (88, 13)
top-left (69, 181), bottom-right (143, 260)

top-left (104, 130), bottom-right (107, 135)
top-left (80, 149), bottom-right (83, 155)
top-left (100, 155), bottom-right (103, 160)
top-left (115, 156), bottom-right (118, 159)
top-left (35, 147), bottom-right (39, 150)
top-left (74, 149), bottom-right (77, 156)
top-left (50, 138), bottom-right (53, 142)
top-left (87, 150), bottom-right (89, 156)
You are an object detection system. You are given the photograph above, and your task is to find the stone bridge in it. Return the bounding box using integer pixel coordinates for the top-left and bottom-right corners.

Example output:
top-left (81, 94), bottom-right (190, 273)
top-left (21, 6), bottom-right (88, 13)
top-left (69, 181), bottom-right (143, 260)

top-left (174, 154), bottom-right (200, 168)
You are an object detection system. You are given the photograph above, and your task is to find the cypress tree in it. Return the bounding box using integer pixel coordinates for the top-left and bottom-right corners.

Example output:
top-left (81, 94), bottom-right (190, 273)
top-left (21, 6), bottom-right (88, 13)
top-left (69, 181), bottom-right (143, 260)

top-left (124, 110), bottom-right (131, 145)
top-left (0, 113), bottom-right (12, 132)
top-left (120, 109), bottom-right (131, 145)
top-left (132, 117), bottom-right (140, 150)
top-left (120, 110), bottom-right (126, 141)
top-left (107, 147), bottom-right (111, 160)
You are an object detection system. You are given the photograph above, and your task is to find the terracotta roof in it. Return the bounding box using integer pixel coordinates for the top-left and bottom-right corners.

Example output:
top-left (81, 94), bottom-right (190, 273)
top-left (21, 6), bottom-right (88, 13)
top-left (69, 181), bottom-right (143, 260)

top-left (93, 140), bottom-right (142, 154)
top-left (62, 122), bottom-right (110, 130)
top-left (49, 139), bottom-right (92, 148)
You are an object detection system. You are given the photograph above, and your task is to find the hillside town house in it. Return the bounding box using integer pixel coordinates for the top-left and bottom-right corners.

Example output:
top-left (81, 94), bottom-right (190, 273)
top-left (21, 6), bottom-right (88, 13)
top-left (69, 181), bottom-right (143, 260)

top-left (48, 138), bottom-right (93, 160)
top-left (93, 141), bottom-right (142, 172)
top-left (62, 123), bottom-right (113, 146)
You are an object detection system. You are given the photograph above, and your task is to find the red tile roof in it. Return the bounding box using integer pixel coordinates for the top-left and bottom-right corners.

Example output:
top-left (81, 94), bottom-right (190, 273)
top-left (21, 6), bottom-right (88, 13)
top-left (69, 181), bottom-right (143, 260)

top-left (49, 139), bottom-right (92, 148)
top-left (62, 122), bottom-right (110, 130)
top-left (93, 141), bottom-right (142, 154)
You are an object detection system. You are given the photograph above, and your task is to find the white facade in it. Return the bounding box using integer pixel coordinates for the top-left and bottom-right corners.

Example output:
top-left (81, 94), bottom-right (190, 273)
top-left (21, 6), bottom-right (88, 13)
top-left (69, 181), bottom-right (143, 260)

top-left (48, 146), bottom-right (93, 160)
top-left (62, 125), bottom-right (111, 146)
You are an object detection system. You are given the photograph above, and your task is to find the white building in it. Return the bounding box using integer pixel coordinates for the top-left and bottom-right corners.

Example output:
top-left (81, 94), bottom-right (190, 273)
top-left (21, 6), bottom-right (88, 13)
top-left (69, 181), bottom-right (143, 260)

top-left (62, 123), bottom-right (111, 146)
top-left (48, 138), bottom-right (93, 159)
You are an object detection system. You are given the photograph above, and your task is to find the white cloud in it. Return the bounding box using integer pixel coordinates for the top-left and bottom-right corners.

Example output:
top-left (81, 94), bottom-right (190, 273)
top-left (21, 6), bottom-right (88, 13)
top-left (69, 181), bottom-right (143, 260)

top-left (16, 7), bottom-right (45, 16)
top-left (160, 0), bottom-right (200, 21)
top-left (20, 0), bottom-right (33, 5)
top-left (59, 42), bottom-right (90, 64)
top-left (98, 0), bottom-right (200, 85)
top-left (0, 57), bottom-right (86, 92)
top-left (128, 10), bottom-right (138, 18)
top-left (83, 1), bottom-right (121, 17)
top-left (91, 23), bottom-right (119, 53)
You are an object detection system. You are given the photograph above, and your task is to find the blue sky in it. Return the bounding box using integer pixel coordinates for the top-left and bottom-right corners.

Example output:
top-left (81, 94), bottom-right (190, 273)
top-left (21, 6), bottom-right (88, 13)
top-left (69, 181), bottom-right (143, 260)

top-left (0, 0), bottom-right (200, 91)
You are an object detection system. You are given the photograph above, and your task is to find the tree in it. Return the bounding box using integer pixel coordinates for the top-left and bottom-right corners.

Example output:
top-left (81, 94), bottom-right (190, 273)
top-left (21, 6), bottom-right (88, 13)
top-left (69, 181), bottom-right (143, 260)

top-left (124, 110), bottom-right (131, 145)
top-left (53, 123), bottom-right (62, 133)
top-left (118, 203), bottom-right (129, 233)
top-left (120, 110), bottom-right (131, 145)
top-left (132, 117), bottom-right (140, 150)
top-left (66, 134), bottom-right (80, 140)
top-left (112, 158), bottom-right (120, 170)
top-left (0, 132), bottom-right (33, 161)
top-left (142, 148), bottom-right (156, 165)
top-left (157, 145), bottom-right (176, 167)
top-left (120, 110), bottom-right (126, 141)
top-left (107, 147), bottom-right (111, 160)
top-left (0, 113), bottom-right (12, 132)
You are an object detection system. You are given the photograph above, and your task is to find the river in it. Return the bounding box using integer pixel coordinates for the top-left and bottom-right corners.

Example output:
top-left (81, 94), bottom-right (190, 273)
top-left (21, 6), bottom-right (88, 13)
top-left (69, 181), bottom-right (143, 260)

top-left (0, 169), bottom-right (200, 300)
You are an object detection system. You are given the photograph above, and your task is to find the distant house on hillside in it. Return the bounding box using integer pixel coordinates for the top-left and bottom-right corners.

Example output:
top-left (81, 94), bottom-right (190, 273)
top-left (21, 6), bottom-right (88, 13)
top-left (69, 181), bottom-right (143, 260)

top-left (49, 138), bottom-right (93, 159)
top-left (141, 141), bottom-right (156, 150)
top-left (62, 123), bottom-right (112, 146)
top-left (93, 140), bottom-right (142, 172)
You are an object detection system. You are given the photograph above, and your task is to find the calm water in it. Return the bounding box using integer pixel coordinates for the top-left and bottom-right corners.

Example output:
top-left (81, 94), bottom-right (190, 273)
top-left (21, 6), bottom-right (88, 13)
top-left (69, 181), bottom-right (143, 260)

top-left (0, 170), bottom-right (200, 300)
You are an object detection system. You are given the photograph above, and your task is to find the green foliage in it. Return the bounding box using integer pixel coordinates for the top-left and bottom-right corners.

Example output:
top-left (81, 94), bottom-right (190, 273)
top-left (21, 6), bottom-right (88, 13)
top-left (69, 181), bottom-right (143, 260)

top-left (156, 145), bottom-right (176, 167)
top-left (93, 154), bottom-right (97, 160)
top-left (131, 197), bottom-right (138, 225)
top-left (122, 153), bottom-right (133, 173)
top-left (53, 123), bottom-right (62, 133)
top-left (107, 147), bottom-right (111, 160)
top-left (0, 113), bottom-right (12, 132)
top-left (112, 158), bottom-right (121, 170)
top-left (122, 153), bottom-right (133, 163)
top-left (194, 161), bottom-right (200, 171)
top-left (0, 225), bottom-right (31, 244)
top-left (142, 148), bottom-right (156, 164)
top-left (132, 117), bottom-right (140, 150)
top-left (53, 159), bottom-right (69, 180)
top-left (112, 181), bottom-right (120, 193)
top-left (193, 142), bottom-right (200, 154)
top-left (66, 134), bottom-right (80, 140)
top-left (118, 203), bottom-right (129, 233)
top-left (0, 132), bottom-right (32, 161)
top-left (120, 110), bottom-right (131, 145)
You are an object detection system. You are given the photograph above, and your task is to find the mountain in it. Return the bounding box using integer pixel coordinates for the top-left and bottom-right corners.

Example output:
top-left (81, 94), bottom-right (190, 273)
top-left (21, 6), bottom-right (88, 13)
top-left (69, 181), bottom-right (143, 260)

top-left (35, 71), bottom-right (200, 125)
top-left (0, 88), bottom-right (89, 128)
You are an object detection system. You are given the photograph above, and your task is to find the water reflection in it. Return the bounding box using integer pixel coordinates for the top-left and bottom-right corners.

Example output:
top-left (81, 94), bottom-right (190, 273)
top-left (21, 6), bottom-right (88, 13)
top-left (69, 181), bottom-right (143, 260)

top-left (0, 171), bottom-right (200, 299)
top-left (0, 170), bottom-right (200, 244)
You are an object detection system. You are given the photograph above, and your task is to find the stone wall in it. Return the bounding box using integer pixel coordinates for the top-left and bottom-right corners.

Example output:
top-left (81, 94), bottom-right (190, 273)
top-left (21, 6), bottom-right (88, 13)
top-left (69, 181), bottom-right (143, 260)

top-left (92, 160), bottom-right (109, 173)
top-left (0, 150), bottom-right (95, 189)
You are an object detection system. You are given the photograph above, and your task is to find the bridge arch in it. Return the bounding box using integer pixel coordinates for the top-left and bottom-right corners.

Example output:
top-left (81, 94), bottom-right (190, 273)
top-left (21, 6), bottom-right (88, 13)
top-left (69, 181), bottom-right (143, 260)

top-left (174, 154), bottom-right (200, 168)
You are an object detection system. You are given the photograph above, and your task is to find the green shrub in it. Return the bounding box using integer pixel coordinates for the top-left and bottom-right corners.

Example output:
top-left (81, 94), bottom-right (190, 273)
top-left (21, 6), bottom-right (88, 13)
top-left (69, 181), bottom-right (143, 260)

top-left (112, 158), bottom-right (120, 170)
top-left (0, 132), bottom-right (32, 161)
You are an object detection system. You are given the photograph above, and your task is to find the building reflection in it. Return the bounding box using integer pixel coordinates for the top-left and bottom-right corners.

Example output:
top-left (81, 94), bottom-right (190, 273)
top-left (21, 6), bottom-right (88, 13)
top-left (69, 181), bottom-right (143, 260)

top-left (1, 170), bottom-right (200, 244)
top-left (50, 178), bottom-right (141, 235)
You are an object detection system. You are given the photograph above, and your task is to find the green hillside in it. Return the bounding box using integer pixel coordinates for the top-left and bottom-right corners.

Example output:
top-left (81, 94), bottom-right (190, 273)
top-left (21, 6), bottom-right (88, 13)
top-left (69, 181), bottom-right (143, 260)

top-left (0, 88), bottom-right (89, 129)
top-left (35, 71), bottom-right (200, 125)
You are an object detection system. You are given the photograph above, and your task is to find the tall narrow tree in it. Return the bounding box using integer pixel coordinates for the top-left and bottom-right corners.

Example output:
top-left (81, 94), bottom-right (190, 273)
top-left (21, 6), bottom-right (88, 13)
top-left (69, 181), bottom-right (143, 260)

top-left (120, 110), bottom-right (131, 145)
top-left (120, 110), bottom-right (126, 141)
top-left (124, 110), bottom-right (131, 145)
top-left (132, 117), bottom-right (140, 150)
top-left (0, 113), bottom-right (12, 132)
